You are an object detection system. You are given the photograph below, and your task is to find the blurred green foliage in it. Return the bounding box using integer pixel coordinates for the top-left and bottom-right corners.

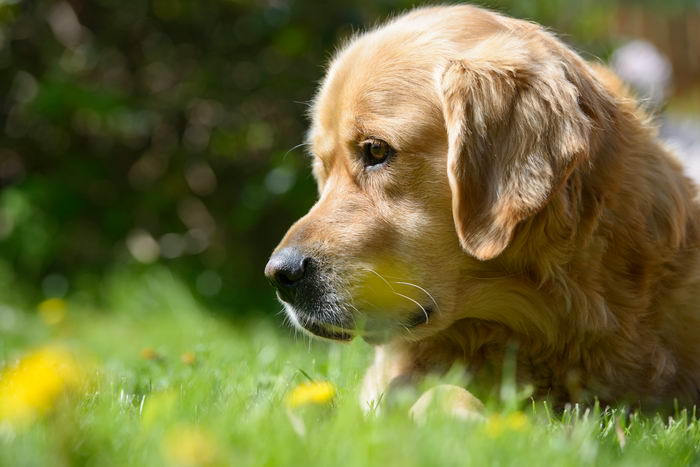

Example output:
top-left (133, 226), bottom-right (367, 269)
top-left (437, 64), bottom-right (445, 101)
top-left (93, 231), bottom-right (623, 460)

top-left (0, 0), bottom-right (696, 315)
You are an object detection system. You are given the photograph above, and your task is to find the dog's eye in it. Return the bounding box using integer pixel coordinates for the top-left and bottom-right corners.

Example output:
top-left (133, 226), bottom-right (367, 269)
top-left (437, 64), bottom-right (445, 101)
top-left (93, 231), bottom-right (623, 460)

top-left (361, 139), bottom-right (394, 167)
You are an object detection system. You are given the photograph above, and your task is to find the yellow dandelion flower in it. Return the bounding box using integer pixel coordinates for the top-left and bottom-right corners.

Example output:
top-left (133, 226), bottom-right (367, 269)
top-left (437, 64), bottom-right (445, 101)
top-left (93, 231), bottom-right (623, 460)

top-left (163, 425), bottom-right (219, 466)
top-left (180, 352), bottom-right (196, 365)
top-left (0, 346), bottom-right (83, 425)
top-left (38, 298), bottom-right (67, 326)
top-left (505, 411), bottom-right (529, 431)
top-left (141, 347), bottom-right (160, 360)
top-left (285, 381), bottom-right (336, 408)
top-left (484, 411), bottom-right (530, 438)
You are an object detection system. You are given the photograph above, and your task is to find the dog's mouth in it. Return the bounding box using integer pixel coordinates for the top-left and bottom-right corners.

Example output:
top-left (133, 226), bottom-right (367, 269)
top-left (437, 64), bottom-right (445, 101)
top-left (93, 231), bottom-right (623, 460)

top-left (283, 303), bottom-right (355, 342)
top-left (286, 303), bottom-right (435, 344)
top-left (304, 320), bottom-right (354, 341)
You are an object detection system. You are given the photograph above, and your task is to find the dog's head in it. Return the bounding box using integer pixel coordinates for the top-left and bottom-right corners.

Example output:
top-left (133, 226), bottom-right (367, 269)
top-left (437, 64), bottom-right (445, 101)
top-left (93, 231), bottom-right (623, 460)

top-left (265, 6), bottom-right (611, 344)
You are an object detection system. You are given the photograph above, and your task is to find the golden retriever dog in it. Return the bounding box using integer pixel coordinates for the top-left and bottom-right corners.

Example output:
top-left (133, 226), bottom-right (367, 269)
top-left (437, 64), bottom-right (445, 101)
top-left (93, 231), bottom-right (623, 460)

top-left (265, 5), bottom-right (700, 412)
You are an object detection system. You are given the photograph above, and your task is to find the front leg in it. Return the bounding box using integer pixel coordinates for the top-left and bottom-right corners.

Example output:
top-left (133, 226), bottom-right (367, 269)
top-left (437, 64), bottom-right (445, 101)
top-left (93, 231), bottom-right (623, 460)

top-left (360, 342), bottom-right (485, 421)
top-left (360, 343), bottom-right (415, 413)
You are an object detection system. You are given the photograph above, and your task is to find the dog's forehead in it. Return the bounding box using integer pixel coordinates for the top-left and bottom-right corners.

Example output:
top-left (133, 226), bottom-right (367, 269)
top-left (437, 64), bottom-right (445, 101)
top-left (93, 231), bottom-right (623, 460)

top-left (309, 36), bottom-right (447, 161)
top-left (307, 7), bottom-right (512, 161)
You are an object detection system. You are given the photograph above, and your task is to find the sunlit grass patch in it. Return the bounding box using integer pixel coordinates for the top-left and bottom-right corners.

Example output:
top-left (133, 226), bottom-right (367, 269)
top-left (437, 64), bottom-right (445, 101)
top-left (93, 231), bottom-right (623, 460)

top-left (1, 268), bottom-right (700, 466)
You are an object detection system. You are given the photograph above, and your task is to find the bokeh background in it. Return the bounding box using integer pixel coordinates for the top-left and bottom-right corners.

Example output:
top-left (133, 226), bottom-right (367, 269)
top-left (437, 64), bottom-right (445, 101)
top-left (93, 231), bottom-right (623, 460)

top-left (0, 0), bottom-right (698, 319)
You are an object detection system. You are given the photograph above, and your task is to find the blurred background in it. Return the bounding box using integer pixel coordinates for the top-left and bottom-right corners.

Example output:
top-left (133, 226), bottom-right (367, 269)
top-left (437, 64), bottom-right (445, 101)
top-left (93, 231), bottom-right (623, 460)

top-left (0, 0), bottom-right (698, 320)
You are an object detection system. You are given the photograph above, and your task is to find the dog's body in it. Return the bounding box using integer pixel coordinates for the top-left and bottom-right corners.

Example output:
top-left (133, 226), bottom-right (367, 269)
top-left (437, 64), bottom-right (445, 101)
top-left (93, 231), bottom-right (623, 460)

top-left (265, 5), bottom-right (700, 410)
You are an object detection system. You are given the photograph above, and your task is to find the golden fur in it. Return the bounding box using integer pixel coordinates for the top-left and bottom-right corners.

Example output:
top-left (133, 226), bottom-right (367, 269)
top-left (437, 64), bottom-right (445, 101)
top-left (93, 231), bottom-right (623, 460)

top-left (269, 5), bottom-right (700, 409)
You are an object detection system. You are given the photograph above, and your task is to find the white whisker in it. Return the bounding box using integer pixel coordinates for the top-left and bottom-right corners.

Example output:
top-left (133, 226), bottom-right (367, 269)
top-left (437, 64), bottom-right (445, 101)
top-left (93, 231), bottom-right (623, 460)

top-left (363, 267), bottom-right (430, 324)
top-left (393, 292), bottom-right (430, 324)
top-left (394, 281), bottom-right (440, 313)
top-left (364, 267), bottom-right (396, 291)
top-left (283, 141), bottom-right (310, 160)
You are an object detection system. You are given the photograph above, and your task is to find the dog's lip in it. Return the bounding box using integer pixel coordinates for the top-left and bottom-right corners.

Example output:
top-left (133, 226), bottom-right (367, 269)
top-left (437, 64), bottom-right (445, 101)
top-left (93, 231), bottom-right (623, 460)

top-left (304, 321), bottom-right (353, 341)
top-left (290, 304), bottom-right (435, 343)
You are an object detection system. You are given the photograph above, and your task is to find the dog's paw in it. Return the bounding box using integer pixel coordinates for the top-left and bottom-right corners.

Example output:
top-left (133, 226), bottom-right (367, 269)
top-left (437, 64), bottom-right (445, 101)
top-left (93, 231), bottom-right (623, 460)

top-left (409, 384), bottom-right (485, 424)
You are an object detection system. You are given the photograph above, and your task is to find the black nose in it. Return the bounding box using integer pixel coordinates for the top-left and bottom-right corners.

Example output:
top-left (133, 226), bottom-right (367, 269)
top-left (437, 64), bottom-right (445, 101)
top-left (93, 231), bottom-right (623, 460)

top-left (264, 247), bottom-right (310, 302)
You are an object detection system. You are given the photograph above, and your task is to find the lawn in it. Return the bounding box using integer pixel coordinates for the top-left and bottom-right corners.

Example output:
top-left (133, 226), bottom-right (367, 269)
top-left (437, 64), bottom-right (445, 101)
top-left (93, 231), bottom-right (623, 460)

top-left (1, 268), bottom-right (699, 466)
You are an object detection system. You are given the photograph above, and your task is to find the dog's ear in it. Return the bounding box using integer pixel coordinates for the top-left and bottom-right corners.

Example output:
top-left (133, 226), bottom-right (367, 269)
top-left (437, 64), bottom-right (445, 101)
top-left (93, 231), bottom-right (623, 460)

top-left (438, 34), bottom-right (601, 260)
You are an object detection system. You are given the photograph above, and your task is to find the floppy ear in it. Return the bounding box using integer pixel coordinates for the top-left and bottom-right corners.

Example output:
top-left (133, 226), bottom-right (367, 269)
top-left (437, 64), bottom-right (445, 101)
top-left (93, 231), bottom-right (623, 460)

top-left (439, 34), bottom-right (596, 260)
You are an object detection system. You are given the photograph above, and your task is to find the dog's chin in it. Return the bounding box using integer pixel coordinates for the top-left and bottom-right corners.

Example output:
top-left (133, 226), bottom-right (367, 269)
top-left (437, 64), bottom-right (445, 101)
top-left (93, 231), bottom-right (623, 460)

top-left (283, 304), bottom-right (355, 342)
top-left (303, 320), bottom-right (355, 341)
top-left (284, 302), bottom-right (435, 345)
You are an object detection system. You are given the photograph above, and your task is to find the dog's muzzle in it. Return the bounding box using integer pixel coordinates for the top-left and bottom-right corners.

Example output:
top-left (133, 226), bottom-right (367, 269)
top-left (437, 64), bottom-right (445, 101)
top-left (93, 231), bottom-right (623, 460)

top-left (265, 247), bottom-right (354, 340)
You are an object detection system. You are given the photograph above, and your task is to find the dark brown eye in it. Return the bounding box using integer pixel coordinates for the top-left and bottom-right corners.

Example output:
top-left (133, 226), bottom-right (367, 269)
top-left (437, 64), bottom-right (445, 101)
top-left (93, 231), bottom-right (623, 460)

top-left (361, 139), bottom-right (394, 167)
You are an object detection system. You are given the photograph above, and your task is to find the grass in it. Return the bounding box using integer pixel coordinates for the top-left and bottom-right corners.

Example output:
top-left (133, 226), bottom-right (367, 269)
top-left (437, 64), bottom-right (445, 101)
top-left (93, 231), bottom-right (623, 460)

top-left (1, 268), bottom-right (700, 466)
